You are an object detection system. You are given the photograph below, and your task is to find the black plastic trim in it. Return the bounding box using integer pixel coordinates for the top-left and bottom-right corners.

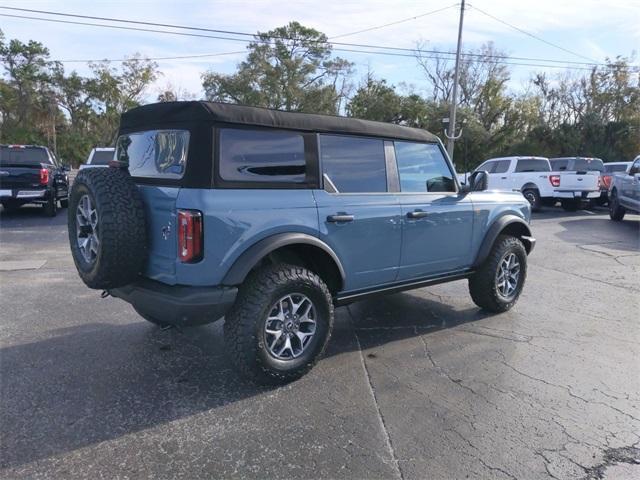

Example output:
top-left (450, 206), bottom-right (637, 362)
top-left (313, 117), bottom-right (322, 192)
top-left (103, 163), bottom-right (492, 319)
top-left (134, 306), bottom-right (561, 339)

top-left (473, 215), bottom-right (533, 268)
top-left (335, 270), bottom-right (473, 305)
top-left (222, 233), bottom-right (346, 286)
top-left (109, 277), bottom-right (237, 327)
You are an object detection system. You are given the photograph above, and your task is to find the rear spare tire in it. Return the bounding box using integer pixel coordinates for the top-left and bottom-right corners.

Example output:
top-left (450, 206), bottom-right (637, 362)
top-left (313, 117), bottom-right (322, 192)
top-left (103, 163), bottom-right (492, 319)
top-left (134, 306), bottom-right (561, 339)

top-left (68, 167), bottom-right (147, 289)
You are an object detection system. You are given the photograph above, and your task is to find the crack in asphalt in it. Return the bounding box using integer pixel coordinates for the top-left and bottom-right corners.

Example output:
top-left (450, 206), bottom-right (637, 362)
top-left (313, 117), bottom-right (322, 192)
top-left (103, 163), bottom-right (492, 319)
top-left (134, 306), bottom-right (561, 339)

top-left (346, 306), bottom-right (404, 480)
top-left (581, 445), bottom-right (640, 479)
top-left (496, 352), bottom-right (640, 423)
top-left (534, 264), bottom-right (638, 292)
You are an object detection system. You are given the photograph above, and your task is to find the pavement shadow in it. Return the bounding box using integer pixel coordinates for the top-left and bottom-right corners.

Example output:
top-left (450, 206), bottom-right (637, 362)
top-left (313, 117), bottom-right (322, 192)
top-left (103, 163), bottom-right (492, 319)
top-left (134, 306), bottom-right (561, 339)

top-left (555, 216), bottom-right (640, 252)
top-left (0, 291), bottom-right (487, 469)
top-left (0, 204), bottom-right (68, 228)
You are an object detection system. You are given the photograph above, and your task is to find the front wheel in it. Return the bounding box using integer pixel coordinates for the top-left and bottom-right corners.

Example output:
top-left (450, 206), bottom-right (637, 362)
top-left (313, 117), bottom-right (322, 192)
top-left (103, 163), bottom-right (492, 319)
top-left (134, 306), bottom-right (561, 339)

top-left (609, 190), bottom-right (626, 221)
top-left (224, 264), bottom-right (334, 385)
top-left (469, 235), bottom-right (527, 313)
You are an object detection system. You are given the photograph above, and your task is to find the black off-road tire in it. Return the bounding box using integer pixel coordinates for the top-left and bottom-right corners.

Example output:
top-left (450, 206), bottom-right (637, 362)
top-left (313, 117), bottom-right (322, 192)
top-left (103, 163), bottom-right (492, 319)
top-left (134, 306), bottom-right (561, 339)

top-left (609, 190), bottom-right (626, 221)
top-left (468, 235), bottom-right (527, 313)
top-left (522, 188), bottom-right (541, 211)
top-left (68, 168), bottom-right (147, 289)
top-left (43, 195), bottom-right (57, 217)
top-left (1, 200), bottom-right (21, 213)
top-left (224, 264), bottom-right (334, 385)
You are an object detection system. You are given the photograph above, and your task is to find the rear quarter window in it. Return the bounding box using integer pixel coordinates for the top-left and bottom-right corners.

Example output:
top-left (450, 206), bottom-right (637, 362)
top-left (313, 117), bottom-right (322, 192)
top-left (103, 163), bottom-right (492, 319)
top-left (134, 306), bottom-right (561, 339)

top-left (219, 128), bottom-right (306, 183)
top-left (116, 130), bottom-right (189, 179)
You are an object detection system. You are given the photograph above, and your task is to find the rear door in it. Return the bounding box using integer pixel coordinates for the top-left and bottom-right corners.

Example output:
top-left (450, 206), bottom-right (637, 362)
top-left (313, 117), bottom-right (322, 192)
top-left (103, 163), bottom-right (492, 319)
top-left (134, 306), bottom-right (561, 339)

top-left (394, 141), bottom-right (474, 280)
top-left (621, 159), bottom-right (640, 210)
top-left (314, 134), bottom-right (402, 291)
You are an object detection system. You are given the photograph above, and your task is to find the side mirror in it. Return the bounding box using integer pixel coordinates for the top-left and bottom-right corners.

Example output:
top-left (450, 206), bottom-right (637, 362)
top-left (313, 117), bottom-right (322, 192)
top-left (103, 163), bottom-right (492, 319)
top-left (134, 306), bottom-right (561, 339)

top-left (468, 170), bottom-right (488, 191)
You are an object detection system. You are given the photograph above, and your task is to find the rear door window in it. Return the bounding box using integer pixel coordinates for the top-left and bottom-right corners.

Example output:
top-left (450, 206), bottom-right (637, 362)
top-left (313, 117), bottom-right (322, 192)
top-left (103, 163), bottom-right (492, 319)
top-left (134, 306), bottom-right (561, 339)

top-left (116, 130), bottom-right (189, 179)
top-left (394, 141), bottom-right (455, 192)
top-left (515, 159), bottom-right (550, 172)
top-left (219, 128), bottom-right (306, 183)
top-left (320, 135), bottom-right (387, 193)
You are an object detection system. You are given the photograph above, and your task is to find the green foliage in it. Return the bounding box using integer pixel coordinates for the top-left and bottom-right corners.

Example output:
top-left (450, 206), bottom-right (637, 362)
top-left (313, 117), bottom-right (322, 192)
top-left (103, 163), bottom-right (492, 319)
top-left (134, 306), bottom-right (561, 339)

top-left (1, 25), bottom-right (638, 170)
top-left (202, 22), bottom-right (353, 114)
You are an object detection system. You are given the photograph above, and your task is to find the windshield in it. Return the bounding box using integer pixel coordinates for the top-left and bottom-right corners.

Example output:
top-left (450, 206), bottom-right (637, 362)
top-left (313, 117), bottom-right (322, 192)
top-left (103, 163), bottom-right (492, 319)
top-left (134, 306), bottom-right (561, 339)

top-left (90, 150), bottom-right (114, 165)
top-left (0, 146), bottom-right (50, 165)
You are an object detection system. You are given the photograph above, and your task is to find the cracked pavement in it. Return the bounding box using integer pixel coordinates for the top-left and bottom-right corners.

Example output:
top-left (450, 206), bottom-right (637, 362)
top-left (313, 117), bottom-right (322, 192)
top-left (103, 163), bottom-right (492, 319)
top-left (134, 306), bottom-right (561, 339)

top-left (1, 206), bottom-right (639, 479)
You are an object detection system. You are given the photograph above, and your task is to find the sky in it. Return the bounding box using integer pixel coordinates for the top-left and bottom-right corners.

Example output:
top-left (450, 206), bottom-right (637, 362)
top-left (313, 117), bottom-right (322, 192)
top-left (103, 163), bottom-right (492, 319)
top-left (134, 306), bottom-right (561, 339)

top-left (0, 0), bottom-right (638, 100)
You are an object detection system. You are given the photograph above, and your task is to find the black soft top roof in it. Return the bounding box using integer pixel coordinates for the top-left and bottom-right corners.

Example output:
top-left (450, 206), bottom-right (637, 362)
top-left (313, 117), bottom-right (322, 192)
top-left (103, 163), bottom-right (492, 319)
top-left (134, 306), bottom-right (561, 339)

top-left (119, 101), bottom-right (439, 143)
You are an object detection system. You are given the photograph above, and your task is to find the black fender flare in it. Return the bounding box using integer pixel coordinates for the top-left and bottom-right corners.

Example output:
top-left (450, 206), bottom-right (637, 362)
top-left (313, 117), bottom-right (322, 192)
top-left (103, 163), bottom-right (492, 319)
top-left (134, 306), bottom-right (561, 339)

top-left (223, 232), bottom-right (346, 286)
top-left (473, 215), bottom-right (534, 268)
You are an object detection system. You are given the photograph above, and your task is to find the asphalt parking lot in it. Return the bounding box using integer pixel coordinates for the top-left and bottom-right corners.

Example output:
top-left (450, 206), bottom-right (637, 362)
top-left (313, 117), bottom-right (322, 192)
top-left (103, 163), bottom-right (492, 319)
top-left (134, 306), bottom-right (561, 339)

top-left (1, 205), bottom-right (639, 479)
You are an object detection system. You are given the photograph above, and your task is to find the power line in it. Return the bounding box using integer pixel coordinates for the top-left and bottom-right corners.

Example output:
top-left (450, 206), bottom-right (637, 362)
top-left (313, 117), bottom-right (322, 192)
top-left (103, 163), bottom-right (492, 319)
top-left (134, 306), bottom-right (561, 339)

top-left (58, 51), bottom-right (246, 63)
top-left (329, 3), bottom-right (458, 39)
top-left (0, 6), bottom-right (621, 68)
top-left (467, 4), bottom-right (600, 63)
top-left (1, 11), bottom-right (635, 72)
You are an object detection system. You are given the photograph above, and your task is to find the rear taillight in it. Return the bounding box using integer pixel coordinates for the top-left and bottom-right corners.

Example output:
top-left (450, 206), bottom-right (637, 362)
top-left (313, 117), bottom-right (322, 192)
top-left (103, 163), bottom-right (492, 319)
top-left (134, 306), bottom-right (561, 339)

top-left (39, 168), bottom-right (49, 185)
top-left (602, 175), bottom-right (612, 189)
top-left (549, 175), bottom-right (560, 187)
top-left (177, 210), bottom-right (203, 263)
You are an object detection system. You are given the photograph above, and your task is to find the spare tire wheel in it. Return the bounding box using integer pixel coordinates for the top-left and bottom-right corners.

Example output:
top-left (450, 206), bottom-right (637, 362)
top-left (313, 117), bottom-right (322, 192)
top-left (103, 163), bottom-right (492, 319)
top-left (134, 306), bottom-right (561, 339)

top-left (68, 167), bottom-right (147, 289)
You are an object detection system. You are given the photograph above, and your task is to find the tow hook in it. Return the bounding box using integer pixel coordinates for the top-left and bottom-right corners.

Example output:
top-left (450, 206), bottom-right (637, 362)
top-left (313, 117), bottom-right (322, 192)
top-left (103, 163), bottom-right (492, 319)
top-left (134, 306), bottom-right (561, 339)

top-left (100, 290), bottom-right (110, 299)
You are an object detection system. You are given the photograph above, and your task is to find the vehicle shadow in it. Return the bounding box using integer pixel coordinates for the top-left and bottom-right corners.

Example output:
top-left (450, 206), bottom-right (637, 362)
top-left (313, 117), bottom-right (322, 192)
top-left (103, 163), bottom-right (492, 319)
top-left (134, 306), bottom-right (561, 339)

top-left (0, 291), bottom-right (487, 470)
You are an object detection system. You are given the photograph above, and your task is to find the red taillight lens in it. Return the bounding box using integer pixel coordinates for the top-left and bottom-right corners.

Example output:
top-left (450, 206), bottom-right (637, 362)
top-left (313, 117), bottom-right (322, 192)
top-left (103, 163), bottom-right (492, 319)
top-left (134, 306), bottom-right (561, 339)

top-left (549, 175), bottom-right (561, 187)
top-left (602, 175), bottom-right (612, 189)
top-left (177, 210), bottom-right (203, 263)
top-left (39, 168), bottom-right (49, 185)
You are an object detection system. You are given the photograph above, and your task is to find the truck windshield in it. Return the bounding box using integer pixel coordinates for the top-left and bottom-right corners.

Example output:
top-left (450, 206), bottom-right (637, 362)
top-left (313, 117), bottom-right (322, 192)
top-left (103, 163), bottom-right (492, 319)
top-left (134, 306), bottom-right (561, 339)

top-left (573, 159), bottom-right (604, 172)
top-left (0, 146), bottom-right (49, 165)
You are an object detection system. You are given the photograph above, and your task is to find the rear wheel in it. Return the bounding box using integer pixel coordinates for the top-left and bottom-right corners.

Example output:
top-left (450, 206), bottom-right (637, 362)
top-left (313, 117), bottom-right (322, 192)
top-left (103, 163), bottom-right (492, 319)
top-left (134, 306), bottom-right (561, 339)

top-left (609, 190), bottom-right (626, 221)
top-left (522, 189), bottom-right (541, 211)
top-left (60, 198), bottom-right (69, 209)
top-left (43, 195), bottom-right (57, 217)
top-left (469, 235), bottom-right (527, 313)
top-left (1, 200), bottom-right (21, 213)
top-left (224, 264), bottom-right (334, 385)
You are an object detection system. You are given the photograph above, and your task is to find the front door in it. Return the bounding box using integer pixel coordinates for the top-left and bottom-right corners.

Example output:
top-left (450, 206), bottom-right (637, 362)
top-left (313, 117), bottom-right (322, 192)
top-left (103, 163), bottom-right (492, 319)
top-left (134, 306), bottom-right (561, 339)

top-left (314, 135), bottom-right (402, 292)
top-left (393, 141), bottom-right (474, 280)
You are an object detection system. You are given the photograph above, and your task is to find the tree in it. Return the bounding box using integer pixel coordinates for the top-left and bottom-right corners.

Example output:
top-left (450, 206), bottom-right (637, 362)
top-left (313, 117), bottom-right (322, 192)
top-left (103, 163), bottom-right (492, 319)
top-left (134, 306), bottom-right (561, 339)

top-left (202, 22), bottom-right (353, 114)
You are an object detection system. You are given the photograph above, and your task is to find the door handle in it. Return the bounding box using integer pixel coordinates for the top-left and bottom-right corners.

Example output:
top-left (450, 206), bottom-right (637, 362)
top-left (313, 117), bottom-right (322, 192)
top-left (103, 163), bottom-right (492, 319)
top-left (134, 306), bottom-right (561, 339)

top-left (407, 210), bottom-right (429, 219)
top-left (327, 214), bottom-right (354, 223)
top-left (501, 176), bottom-right (508, 179)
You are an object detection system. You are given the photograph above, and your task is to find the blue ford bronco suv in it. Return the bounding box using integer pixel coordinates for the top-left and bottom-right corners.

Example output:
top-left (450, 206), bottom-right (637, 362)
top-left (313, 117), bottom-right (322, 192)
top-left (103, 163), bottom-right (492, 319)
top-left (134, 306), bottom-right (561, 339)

top-left (68, 101), bottom-right (535, 384)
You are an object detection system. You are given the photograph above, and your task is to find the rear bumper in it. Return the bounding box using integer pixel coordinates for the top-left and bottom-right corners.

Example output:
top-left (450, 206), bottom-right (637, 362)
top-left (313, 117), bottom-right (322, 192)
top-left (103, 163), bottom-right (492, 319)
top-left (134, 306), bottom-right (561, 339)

top-left (1, 188), bottom-right (49, 202)
top-left (110, 278), bottom-right (237, 327)
top-left (553, 190), bottom-right (600, 199)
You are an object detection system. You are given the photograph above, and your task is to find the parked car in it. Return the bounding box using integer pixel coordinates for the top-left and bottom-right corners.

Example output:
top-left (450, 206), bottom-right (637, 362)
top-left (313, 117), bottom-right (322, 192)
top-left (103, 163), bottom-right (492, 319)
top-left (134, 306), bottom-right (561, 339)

top-left (0, 144), bottom-right (69, 216)
top-left (549, 157), bottom-right (603, 209)
top-left (609, 155), bottom-right (640, 221)
top-left (601, 162), bottom-right (632, 201)
top-left (470, 156), bottom-right (553, 211)
top-left (80, 147), bottom-right (115, 169)
top-left (67, 101), bottom-right (536, 384)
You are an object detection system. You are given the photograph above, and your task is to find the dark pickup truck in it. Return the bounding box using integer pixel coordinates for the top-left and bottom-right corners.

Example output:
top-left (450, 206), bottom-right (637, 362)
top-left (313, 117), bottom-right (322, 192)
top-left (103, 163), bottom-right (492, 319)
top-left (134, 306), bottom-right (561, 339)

top-left (0, 144), bottom-right (69, 216)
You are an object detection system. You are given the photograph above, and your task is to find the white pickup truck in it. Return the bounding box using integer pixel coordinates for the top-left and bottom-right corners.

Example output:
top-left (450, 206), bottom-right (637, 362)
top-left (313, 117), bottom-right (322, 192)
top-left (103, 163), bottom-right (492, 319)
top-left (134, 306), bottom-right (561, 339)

top-left (549, 157), bottom-right (602, 211)
top-left (461, 156), bottom-right (600, 211)
top-left (465, 156), bottom-right (554, 211)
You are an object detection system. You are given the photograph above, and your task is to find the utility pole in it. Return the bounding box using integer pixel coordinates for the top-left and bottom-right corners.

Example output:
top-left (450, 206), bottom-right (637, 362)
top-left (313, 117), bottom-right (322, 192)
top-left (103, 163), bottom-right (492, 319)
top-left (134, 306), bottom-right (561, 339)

top-left (446, 0), bottom-right (465, 163)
